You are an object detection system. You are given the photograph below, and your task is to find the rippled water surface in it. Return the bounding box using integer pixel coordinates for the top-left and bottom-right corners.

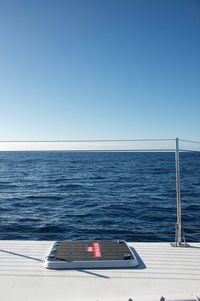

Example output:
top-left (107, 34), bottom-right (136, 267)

top-left (0, 151), bottom-right (199, 241)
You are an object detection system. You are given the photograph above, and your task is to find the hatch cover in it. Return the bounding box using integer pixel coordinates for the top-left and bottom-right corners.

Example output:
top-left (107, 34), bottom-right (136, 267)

top-left (44, 240), bottom-right (138, 269)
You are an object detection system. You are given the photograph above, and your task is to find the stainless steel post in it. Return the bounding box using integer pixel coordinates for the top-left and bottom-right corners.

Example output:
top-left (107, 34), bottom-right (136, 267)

top-left (171, 138), bottom-right (188, 247)
top-left (175, 138), bottom-right (182, 246)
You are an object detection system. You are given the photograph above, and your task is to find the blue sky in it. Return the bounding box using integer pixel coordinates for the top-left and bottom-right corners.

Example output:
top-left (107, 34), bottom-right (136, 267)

top-left (0, 0), bottom-right (199, 141)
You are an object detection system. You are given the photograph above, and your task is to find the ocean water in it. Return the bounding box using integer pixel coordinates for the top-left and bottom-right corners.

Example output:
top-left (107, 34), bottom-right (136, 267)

top-left (0, 151), bottom-right (199, 242)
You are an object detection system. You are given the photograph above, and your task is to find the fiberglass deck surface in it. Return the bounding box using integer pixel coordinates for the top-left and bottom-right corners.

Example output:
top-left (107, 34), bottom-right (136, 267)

top-left (0, 241), bottom-right (200, 301)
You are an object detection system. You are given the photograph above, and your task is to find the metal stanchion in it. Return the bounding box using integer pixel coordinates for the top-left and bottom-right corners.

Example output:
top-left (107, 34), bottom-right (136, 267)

top-left (171, 138), bottom-right (188, 247)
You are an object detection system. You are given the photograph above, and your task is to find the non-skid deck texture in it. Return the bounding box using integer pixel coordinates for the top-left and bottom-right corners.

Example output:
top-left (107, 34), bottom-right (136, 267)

top-left (0, 241), bottom-right (200, 301)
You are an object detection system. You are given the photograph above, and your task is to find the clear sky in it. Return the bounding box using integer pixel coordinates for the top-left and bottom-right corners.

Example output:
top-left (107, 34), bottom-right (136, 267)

top-left (0, 0), bottom-right (199, 141)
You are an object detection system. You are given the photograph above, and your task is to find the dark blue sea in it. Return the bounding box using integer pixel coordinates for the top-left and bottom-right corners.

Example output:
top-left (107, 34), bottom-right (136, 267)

top-left (0, 151), bottom-right (199, 242)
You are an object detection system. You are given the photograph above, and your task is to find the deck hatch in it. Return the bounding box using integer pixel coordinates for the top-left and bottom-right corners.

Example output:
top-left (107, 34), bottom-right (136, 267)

top-left (44, 240), bottom-right (138, 269)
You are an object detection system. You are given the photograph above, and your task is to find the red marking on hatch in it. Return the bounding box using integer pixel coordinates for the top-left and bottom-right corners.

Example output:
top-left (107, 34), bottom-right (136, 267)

top-left (87, 246), bottom-right (93, 252)
top-left (93, 242), bottom-right (102, 258)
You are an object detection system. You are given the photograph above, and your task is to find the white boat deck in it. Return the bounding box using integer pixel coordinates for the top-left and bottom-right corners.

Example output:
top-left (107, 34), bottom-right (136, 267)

top-left (0, 240), bottom-right (200, 301)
